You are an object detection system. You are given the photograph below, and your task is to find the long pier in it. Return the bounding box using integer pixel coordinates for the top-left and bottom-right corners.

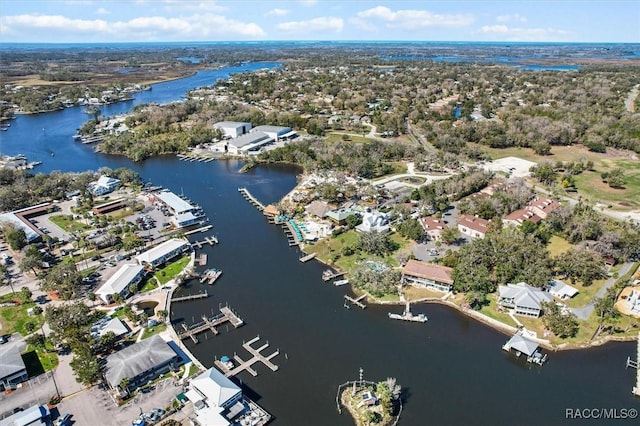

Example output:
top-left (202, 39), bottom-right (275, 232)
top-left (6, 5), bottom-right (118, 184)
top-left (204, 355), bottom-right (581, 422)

top-left (299, 252), bottom-right (316, 263)
top-left (323, 270), bottom-right (345, 282)
top-left (632, 332), bottom-right (640, 396)
top-left (172, 290), bottom-right (208, 303)
top-left (215, 336), bottom-right (280, 378)
top-left (238, 187), bottom-right (265, 211)
top-left (184, 225), bottom-right (213, 236)
top-left (178, 305), bottom-right (244, 344)
top-left (344, 294), bottom-right (367, 309)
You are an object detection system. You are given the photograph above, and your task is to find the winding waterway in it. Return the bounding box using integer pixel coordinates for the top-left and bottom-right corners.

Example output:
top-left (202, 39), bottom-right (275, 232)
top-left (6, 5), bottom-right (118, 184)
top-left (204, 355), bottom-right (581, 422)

top-left (0, 61), bottom-right (637, 425)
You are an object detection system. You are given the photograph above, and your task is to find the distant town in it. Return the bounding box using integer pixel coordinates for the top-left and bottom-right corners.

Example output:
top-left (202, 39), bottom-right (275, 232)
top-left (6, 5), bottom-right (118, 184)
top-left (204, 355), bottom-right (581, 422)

top-left (1, 41), bottom-right (639, 425)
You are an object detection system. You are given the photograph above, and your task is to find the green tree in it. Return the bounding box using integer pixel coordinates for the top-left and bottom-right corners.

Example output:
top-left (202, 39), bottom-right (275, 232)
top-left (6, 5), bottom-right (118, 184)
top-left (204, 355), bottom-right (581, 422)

top-left (440, 227), bottom-right (461, 245)
top-left (1, 223), bottom-right (27, 250)
top-left (70, 348), bottom-right (101, 386)
top-left (529, 162), bottom-right (558, 186)
top-left (357, 230), bottom-right (398, 256)
top-left (541, 302), bottom-right (579, 338)
top-left (397, 219), bottom-right (425, 241)
top-left (40, 262), bottom-right (82, 300)
top-left (345, 214), bottom-right (363, 229)
top-left (20, 245), bottom-right (44, 275)
top-left (594, 287), bottom-right (620, 337)
top-left (555, 248), bottom-right (605, 286)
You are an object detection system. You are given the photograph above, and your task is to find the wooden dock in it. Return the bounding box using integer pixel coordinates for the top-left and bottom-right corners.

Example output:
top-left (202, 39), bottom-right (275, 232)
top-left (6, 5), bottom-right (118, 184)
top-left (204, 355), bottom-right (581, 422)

top-left (215, 336), bottom-right (280, 378)
top-left (183, 225), bottom-right (213, 236)
top-left (192, 236), bottom-right (218, 249)
top-left (632, 332), bottom-right (640, 396)
top-left (172, 291), bottom-right (208, 303)
top-left (344, 294), bottom-right (367, 309)
top-left (178, 305), bottom-right (244, 343)
top-left (198, 253), bottom-right (208, 266)
top-left (322, 270), bottom-right (345, 282)
top-left (238, 187), bottom-right (265, 211)
top-left (299, 252), bottom-right (316, 263)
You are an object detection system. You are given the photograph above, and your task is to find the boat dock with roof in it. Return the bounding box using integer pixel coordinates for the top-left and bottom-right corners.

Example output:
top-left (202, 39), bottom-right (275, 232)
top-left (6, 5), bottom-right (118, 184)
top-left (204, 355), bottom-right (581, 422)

top-left (503, 331), bottom-right (547, 365)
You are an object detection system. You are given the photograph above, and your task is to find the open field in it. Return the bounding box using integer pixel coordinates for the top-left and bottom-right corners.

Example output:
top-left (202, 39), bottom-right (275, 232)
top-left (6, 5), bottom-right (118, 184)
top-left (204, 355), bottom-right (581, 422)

top-left (475, 144), bottom-right (640, 210)
top-left (546, 236), bottom-right (573, 257)
top-left (49, 214), bottom-right (91, 232)
top-left (153, 256), bottom-right (189, 284)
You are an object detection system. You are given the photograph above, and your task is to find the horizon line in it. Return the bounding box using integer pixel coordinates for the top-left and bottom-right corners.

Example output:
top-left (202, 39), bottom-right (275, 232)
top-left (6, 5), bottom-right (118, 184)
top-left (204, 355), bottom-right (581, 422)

top-left (1, 40), bottom-right (639, 45)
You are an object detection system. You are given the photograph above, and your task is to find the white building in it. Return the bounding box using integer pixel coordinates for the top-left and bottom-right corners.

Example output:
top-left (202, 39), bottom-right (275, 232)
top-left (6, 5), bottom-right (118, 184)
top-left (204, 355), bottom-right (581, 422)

top-left (498, 282), bottom-right (553, 318)
top-left (356, 211), bottom-right (391, 233)
top-left (153, 190), bottom-right (206, 228)
top-left (546, 279), bottom-right (579, 300)
top-left (0, 344), bottom-right (28, 391)
top-left (187, 368), bottom-right (243, 426)
top-left (213, 121), bottom-right (252, 139)
top-left (135, 238), bottom-right (190, 268)
top-left (89, 175), bottom-right (121, 196)
top-left (95, 264), bottom-right (145, 303)
top-left (251, 125), bottom-right (296, 141)
top-left (228, 132), bottom-right (273, 155)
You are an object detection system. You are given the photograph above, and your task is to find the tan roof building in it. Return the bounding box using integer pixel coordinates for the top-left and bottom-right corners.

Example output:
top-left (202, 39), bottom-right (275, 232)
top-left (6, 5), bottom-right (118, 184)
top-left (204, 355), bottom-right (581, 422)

top-left (419, 216), bottom-right (447, 241)
top-left (502, 209), bottom-right (541, 227)
top-left (457, 214), bottom-right (489, 239)
top-left (402, 259), bottom-right (454, 292)
top-left (526, 197), bottom-right (560, 219)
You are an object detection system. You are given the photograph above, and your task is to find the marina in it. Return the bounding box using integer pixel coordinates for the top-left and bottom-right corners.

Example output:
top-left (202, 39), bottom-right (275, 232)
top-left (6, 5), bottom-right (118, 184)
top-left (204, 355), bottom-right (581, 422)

top-left (214, 336), bottom-right (280, 378)
top-left (191, 236), bottom-right (218, 249)
top-left (344, 294), bottom-right (367, 309)
top-left (178, 305), bottom-right (244, 344)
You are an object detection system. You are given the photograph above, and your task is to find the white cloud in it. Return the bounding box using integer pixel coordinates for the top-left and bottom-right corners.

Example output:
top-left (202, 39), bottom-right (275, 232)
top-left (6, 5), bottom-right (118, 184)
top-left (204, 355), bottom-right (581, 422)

top-left (357, 6), bottom-right (474, 30)
top-left (479, 25), bottom-right (571, 41)
top-left (163, 1), bottom-right (227, 13)
top-left (496, 13), bottom-right (527, 23)
top-left (95, 7), bottom-right (110, 15)
top-left (267, 8), bottom-right (289, 17)
top-left (1, 13), bottom-right (266, 40)
top-left (299, 0), bottom-right (317, 5)
top-left (348, 17), bottom-right (376, 32)
top-left (277, 17), bottom-right (343, 34)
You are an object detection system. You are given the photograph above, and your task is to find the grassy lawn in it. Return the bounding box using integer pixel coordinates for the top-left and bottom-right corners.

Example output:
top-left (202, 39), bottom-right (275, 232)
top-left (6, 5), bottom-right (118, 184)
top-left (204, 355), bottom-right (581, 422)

top-left (140, 277), bottom-right (159, 293)
top-left (188, 363), bottom-right (200, 377)
top-left (478, 294), bottom-right (519, 327)
top-left (563, 277), bottom-right (609, 309)
top-left (385, 161), bottom-right (408, 175)
top-left (474, 144), bottom-right (640, 210)
top-left (153, 256), bottom-right (190, 285)
top-left (0, 301), bottom-right (43, 336)
top-left (25, 342), bottom-right (59, 372)
top-left (48, 214), bottom-right (91, 232)
top-left (325, 132), bottom-right (370, 143)
top-left (141, 323), bottom-right (167, 340)
top-left (547, 236), bottom-right (573, 257)
top-left (403, 286), bottom-right (446, 300)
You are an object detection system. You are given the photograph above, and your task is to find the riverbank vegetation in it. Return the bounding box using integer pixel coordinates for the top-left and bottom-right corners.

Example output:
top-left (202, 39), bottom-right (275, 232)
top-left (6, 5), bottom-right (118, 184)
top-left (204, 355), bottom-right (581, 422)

top-left (339, 377), bottom-right (402, 426)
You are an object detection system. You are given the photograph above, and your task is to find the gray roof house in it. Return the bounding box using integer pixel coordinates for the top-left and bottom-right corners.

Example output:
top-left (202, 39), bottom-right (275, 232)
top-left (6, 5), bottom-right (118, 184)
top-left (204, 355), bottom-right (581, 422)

top-left (0, 344), bottom-right (29, 391)
top-left (187, 368), bottom-right (243, 426)
top-left (104, 335), bottom-right (182, 396)
top-left (498, 282), bottom-right (553, 318)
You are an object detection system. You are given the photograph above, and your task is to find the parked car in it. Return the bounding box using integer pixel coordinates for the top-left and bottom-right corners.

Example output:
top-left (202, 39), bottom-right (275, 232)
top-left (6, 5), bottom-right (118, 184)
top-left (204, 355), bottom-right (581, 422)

top-left (56, 413), bottom-right (71, 426)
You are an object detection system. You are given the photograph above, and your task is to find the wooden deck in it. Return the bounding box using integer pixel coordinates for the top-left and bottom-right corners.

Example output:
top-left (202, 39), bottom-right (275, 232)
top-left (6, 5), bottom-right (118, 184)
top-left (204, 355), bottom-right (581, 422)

top-left (215, 336), bottom-right (280, 378)
top-left (172, 291), bottom-right (208, 303)
top-left (344, 294), bottom-right (367, 309)
top-left (183, 225), bottom-right (213, 235)
top-left (299, 252), bottom-right (316, 263)
top-left (178, 305), bottom-right (244, 343)
top-left (191, 236), bottom-right (218, 249)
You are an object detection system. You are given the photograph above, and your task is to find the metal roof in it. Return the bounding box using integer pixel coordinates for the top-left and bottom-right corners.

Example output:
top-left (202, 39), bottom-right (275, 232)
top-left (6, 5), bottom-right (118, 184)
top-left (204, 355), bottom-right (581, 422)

top-left (505, 334), bottom-right (539, 356)
top-left (135, 238), bottom-right (189, 265)
top-left (191, 367), bottom-right (241, 408)
top-left (0, 344), bottom-right (26, 381)
top-left (156, 190), bottom-right (196, 214)
top-left (95, 264), bottom-right (144, 298)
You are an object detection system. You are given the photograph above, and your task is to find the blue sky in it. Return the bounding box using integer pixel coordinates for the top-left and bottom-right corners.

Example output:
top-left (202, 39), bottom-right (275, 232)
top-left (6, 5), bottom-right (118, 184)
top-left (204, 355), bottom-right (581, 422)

top-left (1, 1), bottom-right (638, 43)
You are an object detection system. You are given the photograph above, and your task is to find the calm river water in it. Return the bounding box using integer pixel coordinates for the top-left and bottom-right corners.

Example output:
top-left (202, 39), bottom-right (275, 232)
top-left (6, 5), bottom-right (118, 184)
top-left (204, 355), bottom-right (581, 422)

top-left (0, 61), bottom-right (637, 425)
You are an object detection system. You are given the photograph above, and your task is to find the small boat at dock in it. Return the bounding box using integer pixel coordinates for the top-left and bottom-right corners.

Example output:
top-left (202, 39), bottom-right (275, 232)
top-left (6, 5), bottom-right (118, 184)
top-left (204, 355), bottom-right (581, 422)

top-left (334, 279), bottom-right (349, 286)
top-left (200, 267), bottom-right (222, 285)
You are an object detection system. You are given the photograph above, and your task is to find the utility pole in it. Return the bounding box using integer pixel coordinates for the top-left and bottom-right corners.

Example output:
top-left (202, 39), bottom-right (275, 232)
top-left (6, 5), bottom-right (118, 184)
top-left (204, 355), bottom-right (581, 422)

top-left (39, 322), bottom-right (61, 400)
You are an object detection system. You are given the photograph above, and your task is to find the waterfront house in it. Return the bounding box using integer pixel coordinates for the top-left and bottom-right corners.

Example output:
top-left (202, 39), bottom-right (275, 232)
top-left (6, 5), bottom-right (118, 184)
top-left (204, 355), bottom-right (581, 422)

top-left (356, 211), bottom-right (391, 233)
top-left (187, 368), bottom-right (243, 426)
top-left (213, 121), bottom-right (252, 139)
top-left (0, 344), bottom-right (28, 391)
top-left (457, 215), bottom-right (489, 239)
top-left (95, 264), bottom-right (145, 304)
top-left (104, 335), bottom-right (182, 396)
top-left (135, 238), bottom-right (190, 268)
top-left (498, 282), bottom-right (553, 318)
top-left (546, 279), bottom-right (579, 300)
top-left (525, 197), bottom-right (560, 219)
top-left (326, 207), bottom-right (358, 225)
top-left (502, 208), bottom-right (541, 227)
top-left (88, 175), bottom-right (121, 196)
top-left (305, 200), bottom-right (333, 219)
top-left (401, 259), bottom-right (454, 293)
top-left (419, 216), bottom-right (447, 241)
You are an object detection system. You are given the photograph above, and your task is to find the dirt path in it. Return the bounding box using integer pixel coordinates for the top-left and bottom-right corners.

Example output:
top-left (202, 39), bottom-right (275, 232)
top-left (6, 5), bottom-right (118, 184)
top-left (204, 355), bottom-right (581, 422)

top-left (625, 84), bottom-right (639, 113)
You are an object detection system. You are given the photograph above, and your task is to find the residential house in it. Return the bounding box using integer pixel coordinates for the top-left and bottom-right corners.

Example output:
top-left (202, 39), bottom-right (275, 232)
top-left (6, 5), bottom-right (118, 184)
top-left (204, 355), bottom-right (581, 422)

top-left (419, 216), bottom-right (447, 241)
top-left (356, 211), bottom-right (391, 233)
top-left (88, 175), bottom-right (121, 196)
top-left (326, 208), bottom-right (358, 225)
top-left (95, 263), bottom-right (145, 304)
top-left (0, 344), bottom-right (28, 391)
top-left (305, 200), bottom-right (333, 219)
top-left (526, 197), bottom-right (560, 219)
top-left (546, 279), bottom-right (579, 300)
top-left (187, 368), bottom-right (244, 426)
top-left (135, 238), bottom-right (190, 268)
top-left (401, 259), bottom-right (454, 293)
top-left (104, 335), bottom-right (182, 396)
top-left (457, 215), bottom-right (489, 239)
top-left (502, 209), bottom-right (541, 227)
top-left (626, 288), bottom-right (640, 316)
top-left (498, 282), bottom-right (553, 318)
